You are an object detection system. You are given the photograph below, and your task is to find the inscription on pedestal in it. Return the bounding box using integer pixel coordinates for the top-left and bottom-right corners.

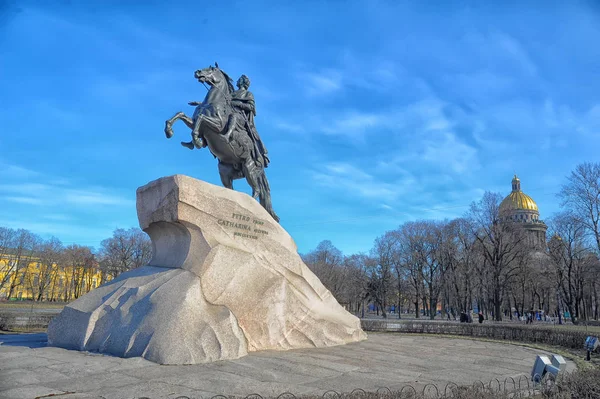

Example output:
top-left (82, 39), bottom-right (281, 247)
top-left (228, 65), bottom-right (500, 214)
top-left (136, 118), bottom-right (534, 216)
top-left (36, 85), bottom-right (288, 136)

top-left (217, 213), bottom-right (269, 239)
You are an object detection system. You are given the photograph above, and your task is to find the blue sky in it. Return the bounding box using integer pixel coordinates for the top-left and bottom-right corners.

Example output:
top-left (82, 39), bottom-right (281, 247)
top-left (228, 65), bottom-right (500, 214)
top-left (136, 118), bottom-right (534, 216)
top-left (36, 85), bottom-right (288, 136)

top-left (1, 1), bottom-right (599, 255)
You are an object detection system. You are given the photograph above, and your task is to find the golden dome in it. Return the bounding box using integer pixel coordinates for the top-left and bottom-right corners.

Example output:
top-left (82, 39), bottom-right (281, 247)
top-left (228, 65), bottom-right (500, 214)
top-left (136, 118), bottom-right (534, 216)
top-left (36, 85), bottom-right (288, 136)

top-left (499, 175), bottom-right (539, 213)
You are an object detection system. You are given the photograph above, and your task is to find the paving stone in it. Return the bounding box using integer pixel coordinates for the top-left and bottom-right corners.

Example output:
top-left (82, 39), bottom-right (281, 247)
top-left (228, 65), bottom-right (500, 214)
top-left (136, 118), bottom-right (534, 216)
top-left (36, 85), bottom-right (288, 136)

top-left (0, 332), bottom-right (578, 398)
top-left (0, 385), bottom-right (67, 399)
top-left (86, 381), bottom-right (208, 399)
top-left (0, 346), bottom-right (29, 354)
top-left (0, 367), bottom-right (70, 389)
top-left (0, 354), bottom-right (65, 370)
top-left (157, 370), bottom-right (321, 397)
top-left (43, 372), bottom-right (144, 393)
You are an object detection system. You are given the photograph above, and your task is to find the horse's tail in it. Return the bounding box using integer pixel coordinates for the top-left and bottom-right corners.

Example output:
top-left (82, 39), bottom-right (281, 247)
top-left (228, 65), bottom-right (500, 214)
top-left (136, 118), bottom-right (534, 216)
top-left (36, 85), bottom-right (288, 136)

top-left (258, 171), bottom-right (279, 223)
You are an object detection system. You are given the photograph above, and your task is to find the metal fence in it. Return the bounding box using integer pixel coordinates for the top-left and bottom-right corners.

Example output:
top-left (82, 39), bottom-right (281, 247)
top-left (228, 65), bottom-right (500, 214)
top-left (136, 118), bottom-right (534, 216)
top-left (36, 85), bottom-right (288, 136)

top-left (360, 319), bottom-right (591, 350)
top-left (136, 371), bottom-right (588, 399)
top-left (0, 312), bottom-right (54, 330)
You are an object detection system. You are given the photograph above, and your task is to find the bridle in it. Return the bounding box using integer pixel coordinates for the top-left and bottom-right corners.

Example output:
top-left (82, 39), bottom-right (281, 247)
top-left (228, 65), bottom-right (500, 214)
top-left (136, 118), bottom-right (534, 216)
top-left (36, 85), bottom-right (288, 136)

top-left (198, 68), bottom-right (233, 107)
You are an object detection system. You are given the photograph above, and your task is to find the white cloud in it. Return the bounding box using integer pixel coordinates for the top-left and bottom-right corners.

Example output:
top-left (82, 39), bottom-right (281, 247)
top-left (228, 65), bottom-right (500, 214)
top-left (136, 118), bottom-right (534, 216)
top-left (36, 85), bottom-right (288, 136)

top-left (0, 173), bottom-right (133, 208)
top-left (577, 103), bottom-right (600, 139)
top-left (296, 53), bottom-right (407, 97)
top-left (89, 71), bottom-right (179, 104)
top-left (0, 183), bottom-right (50, 194)
top-left (373, 63), bottom-right (400, 83)
top-left (473, 128), bottom-right (511, 152)
top-left (42, 214), bottom-right (72, 221)
top-left (492, 32), bottom-right (538, 76)
top-left (301, 69), bottom-right (343, 96)
top-left (321, 112), bottom-right (384, 135)
top-left (336, 51), bottom-right (405, 90)
top-left (312, 162), bottom-right (416, 204)
top-left (0, 164), bottom-right (135, 248)
top-left (0, 218), bottom-right (112, 245)
top-left (113, 15), bottom-right (197, 56)
top-left (317, 97), bottom-right (452, 138)
top-left (472, 98), bottom-right (599, 154)
top-left (422, 132), bottom-right (480, 174)
top-left (272, 121), bottom-right (305, 134)
top-left (63, 190), bottom-right (132, 206)
top-left (24, 8), bottom-right (132, 61)
top-left (442, 70), bottom-right (515, 101)
top-left (34, 101), bottom-right (83, 128)
top-left (0, 163), bottom-right (40, 179)
top-left (4, 196), bottom-right (44, 205)
top-left (323, 163), bottom-right (372, 181)
top-left (460, 30), bottom-right (538, 77)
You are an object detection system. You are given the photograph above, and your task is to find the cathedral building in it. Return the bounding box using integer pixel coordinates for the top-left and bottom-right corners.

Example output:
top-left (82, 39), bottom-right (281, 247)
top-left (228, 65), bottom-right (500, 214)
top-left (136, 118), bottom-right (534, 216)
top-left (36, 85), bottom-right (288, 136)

top-left (499, 175), bottom-right (547, 249)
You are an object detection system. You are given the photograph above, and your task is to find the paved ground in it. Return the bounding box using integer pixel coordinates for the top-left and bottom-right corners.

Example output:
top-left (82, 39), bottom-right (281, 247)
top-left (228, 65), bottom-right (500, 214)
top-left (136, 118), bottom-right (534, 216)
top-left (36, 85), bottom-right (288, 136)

top-left (0, 308), bottom-right (62, 314)
top-left (0, 332), bottom-right (575, 399)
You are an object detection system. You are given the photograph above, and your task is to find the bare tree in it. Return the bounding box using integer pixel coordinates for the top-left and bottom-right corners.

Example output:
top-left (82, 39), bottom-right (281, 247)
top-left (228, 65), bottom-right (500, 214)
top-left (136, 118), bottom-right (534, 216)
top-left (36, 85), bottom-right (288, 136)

top-left (303, 240), bottom-right (348, 301)
top-left (559, 162), bottom-right (600, 254)
top-left (63, 245), bottom-right (95, 300)
top-left (29, 237), bottom-right (63, 301)
top-left (548, 212), bottom-right (596, 324)
top-left (343, 253), bottom-right (372, 316)
top-left (405, 221), bottom-right (449, 320)
top-left (510, 253), bottom-right (537, 318)
top-left (396, 222), bottom-right (425, 318)
top-left (6, 229), bottom-right (41, 299)
top-left (98, 228), bottom-right (152, 279)
top-left (589, 256), bottom-right (600, 320)
top-left (369, 231), bottom-right (397, 318)
top-left (469, 192), bottom-right (527, 321)
top-left (445, 218), bottom-right (476, 316)
top-left (0, 227), bottom-right (16, 293)
top-left (386, 230), bottom-right (410, 319)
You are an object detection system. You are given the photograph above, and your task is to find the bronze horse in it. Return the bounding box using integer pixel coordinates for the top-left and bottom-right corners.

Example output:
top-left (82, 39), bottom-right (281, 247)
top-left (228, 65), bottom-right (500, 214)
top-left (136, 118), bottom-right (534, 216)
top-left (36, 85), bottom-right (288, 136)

top-left (164, 65), bottom-right (279, 222)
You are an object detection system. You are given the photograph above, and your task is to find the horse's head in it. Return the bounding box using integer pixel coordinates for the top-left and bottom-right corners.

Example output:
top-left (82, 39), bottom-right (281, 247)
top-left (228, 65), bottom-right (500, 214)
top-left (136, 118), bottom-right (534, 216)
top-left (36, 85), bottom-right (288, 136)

top-left (194, 64), bottom-right (234, 93)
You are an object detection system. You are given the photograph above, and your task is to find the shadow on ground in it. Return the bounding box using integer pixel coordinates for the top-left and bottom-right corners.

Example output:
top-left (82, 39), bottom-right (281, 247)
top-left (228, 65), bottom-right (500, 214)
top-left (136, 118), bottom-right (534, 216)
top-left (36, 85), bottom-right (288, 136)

top-left (0, 333), bottom-right (47, 348)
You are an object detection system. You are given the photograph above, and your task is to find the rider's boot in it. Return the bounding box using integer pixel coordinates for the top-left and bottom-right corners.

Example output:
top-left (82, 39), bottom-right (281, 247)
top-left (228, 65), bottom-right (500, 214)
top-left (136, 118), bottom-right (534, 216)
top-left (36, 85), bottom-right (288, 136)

top-left (181, 131), bottom-right (204, 150)
top-left (180, 140), bottom-right (194, 150)
top-left (223, 114), bottom-right (237, 142)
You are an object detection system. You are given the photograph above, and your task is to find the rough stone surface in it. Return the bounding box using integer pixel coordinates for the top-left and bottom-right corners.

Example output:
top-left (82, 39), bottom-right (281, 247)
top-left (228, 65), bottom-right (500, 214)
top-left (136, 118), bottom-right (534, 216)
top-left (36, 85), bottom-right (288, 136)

top-left (48, 175), bottom-right (366, 364)
top-left (0, 333), bottom-right (577, 399)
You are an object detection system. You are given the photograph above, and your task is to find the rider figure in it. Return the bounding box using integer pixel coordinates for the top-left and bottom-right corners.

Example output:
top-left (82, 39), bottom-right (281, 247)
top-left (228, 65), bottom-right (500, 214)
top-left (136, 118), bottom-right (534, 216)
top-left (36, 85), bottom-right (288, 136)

top-left (181, 74), bottom-right (270, 168)
top-left (226, 75), bottom-right (270, 167)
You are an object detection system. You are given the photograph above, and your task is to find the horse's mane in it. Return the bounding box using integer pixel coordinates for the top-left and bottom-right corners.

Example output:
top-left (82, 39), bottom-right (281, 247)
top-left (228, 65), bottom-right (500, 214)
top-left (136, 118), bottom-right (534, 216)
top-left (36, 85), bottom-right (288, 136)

top-left (218, 69), bottom-right (235, 94)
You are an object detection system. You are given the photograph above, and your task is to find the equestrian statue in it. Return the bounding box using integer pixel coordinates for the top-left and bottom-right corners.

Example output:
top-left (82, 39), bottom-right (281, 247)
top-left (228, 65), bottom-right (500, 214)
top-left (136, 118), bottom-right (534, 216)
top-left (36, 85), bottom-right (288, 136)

top-left (164, 63), bottom-right (279, 222)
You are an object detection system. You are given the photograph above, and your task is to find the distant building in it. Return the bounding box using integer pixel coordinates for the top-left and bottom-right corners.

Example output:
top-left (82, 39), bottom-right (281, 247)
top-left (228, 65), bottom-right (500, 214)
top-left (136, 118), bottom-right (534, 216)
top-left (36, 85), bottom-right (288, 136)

top-left (499, 175), bottom-right (548, 250)
top-left (0, 253), bottom-right (106, 302)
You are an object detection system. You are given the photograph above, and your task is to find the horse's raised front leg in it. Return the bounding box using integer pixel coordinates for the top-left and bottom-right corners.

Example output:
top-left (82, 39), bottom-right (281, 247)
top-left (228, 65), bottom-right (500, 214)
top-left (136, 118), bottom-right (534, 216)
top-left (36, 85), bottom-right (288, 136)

top-left (164, 112), bottom-right (186, 138)
top-left (179, 114), bottom-right (195, 130)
